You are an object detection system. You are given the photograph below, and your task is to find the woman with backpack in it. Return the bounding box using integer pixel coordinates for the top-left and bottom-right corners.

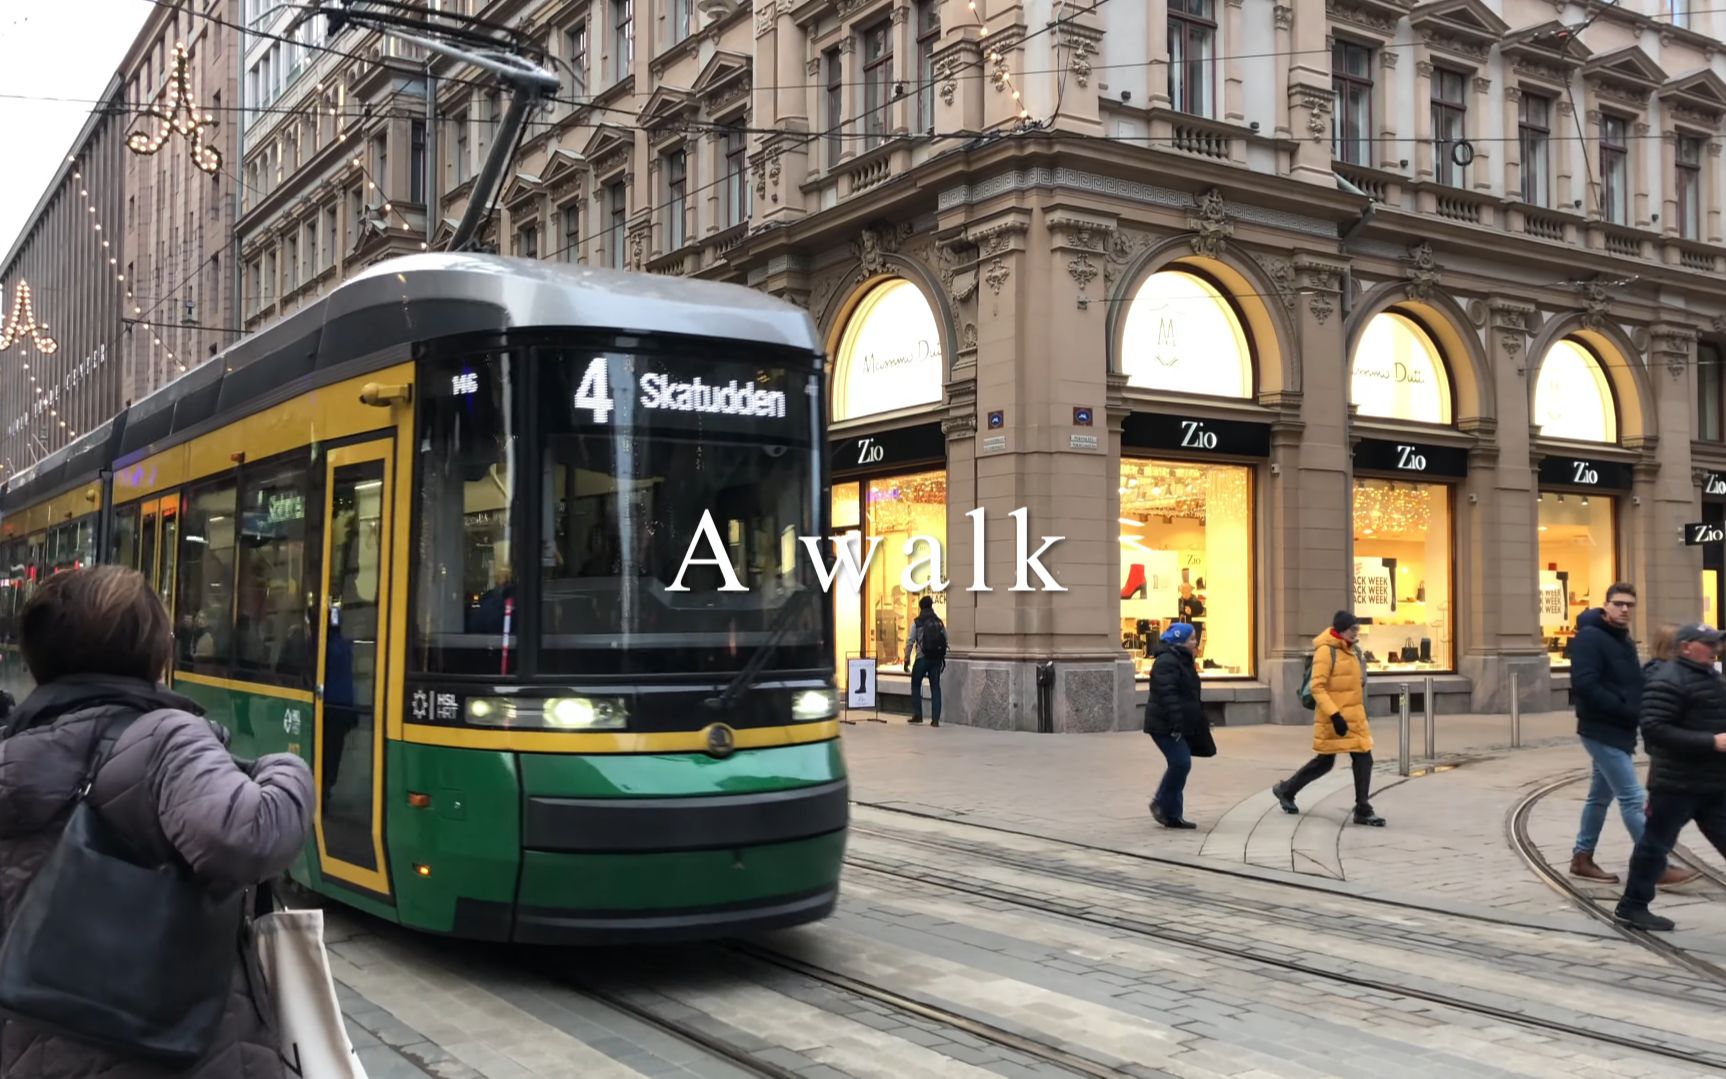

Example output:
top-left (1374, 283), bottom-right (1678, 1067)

top-left (903, 595), bottom-right (947, 727)
top-left (0, 566), bottom-right (313, 1076)
top-left (1270, 610), bottom-right (1386, 826)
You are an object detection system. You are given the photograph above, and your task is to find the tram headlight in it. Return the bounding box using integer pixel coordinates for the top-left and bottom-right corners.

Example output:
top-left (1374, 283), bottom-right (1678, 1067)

top-left (463, 696), bottom-right (628, 730)
top-left (791, 688), bottom-right (839, 721)
top-left (542, 696), bottom-right (629, 730)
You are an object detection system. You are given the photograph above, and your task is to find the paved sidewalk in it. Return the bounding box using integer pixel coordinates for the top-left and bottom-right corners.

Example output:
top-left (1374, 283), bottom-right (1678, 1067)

top-left (839, 707), bottom-right (1726, 946)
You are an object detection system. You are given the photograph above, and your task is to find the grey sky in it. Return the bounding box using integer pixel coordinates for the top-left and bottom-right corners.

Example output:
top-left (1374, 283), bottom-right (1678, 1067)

top-left (0, 2), bottom-right (151, 265)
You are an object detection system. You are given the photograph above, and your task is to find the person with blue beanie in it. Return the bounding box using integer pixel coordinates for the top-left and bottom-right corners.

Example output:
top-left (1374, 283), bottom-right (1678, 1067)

top-left (1143, 621), bottom-right (1204, 828)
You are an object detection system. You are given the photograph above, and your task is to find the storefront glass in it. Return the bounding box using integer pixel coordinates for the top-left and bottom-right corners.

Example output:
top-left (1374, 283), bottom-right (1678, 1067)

top-left (1534, 340), bottom-right (1616, 444)
top-left (1119, 458), bottom-right (1252, 678)
top-left (1350, 312), bottom-right (1452, 425)
top-left (1119, 270), bottom-right (1252, 399)
top-left (831, 278), bottom-right (943, 422)
top-left (1537, 492), bottom-right (1616, 668)
top-left (831, 469), bottom-right (947, 676)
top-left (1351, 479), bottom-right (1453, 672)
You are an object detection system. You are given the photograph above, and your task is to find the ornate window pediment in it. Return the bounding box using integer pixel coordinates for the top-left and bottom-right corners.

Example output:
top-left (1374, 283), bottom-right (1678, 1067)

top-left (1326, 0), bottom-right (1413, 38)
top-left (1409, 0), bottom-right (1509, 62)
top-left (1500, 21), bottom-right (1592, 86)
top-left (636, 85), bottom-right (697, 141)
top-left (540, 147), bottom-right (588, 200)
top-left (1661, 69), bottom-right (1726, 129)
top-left (500, 171), bottom-right (544, 211)
top-left (691, 50), bottom-right (751, 113)
top-left (1583, 46), bottom-right (1667, 106)
top-left (582, 124), bottom-right (634, 176)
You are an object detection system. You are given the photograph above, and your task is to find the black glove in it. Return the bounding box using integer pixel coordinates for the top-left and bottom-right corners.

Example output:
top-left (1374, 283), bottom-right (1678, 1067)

top-left (1331, 713), bottom-right (1348, 737)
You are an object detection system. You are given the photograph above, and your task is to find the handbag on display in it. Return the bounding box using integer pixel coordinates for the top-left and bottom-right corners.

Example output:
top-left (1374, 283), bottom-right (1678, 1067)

top-left (0, 713), bottom-right (243, 1065)
top-left (252, 887), bottom-right (370, 1078)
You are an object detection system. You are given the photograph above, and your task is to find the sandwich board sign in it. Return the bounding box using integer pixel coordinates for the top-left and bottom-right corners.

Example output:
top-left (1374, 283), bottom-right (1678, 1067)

top-left (845, 656), bottom-right (883, 723)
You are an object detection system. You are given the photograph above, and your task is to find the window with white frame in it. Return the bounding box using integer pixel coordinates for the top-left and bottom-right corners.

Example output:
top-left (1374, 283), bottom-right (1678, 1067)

top-left (862, 19), bottom-right (893, 148)
top-left (915, 0), bottom-right (940, 133)
top-left (1331, 40), bottom-right (1372, 166)
top-left (516, 223), bottom-right (539, 258)
top-left (663, 149), bottom-right (687, 250)
top-left (723, 125), bottom-right (748, 228)
top-left (669, 0), bottom-right (691, 45)
top-left (825, 47), bottom-right (844, 168)
top-left (1168, 0), bottom-right (1215, 117)
top-left (1519, 91), bottom-right (1552, 207)
top-left (612, 0), bottom-right (634, 83)
top-left (1431, 68), bottom-right (1467, 188)
top-left (561, 203), bottom-right (581, 261)
top-left (1677, 134), bottom-right (1703, 239)
top-left (567, 20), bottom-right (588, 97)
top-left (325, 205), bottom-right (339, 267)
top-left (608, 180), bottom-right (627, 267)
top-left (1667, 0), bottom-right (1690, 29)
top-left (1600, 114), bottom-right (1628, 224)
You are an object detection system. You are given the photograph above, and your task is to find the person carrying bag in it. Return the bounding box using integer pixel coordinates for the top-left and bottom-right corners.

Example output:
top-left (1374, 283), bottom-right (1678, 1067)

top-left (0, 566), bottom-right (314, 1078)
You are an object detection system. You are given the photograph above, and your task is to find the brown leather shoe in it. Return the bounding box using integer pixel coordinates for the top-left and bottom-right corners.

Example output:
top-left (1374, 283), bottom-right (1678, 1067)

top-left (1569, 852), bottom-right (1620, 883)
top-left (1658, 865), bottom-right (1701, 890)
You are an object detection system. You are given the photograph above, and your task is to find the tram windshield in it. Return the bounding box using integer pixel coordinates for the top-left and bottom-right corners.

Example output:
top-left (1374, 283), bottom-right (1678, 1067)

top-left (413, 339), bottom-right (826, 677)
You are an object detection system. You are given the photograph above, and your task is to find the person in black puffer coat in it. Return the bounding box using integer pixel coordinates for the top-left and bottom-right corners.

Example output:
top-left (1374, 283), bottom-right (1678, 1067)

top-left (1563, 589), bottom-right (1696, 888)
top-left (1614, 622), bottom-right (1726, 932)
top-left (1143, 622), bottom-right (1202, 829)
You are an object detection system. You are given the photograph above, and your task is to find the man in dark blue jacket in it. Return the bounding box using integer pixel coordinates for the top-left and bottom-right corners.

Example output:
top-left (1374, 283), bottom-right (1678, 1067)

top-left (1567, 584), bottom-right (1696, 888)
top-left (1614, 623), bottom-right (1726, 930)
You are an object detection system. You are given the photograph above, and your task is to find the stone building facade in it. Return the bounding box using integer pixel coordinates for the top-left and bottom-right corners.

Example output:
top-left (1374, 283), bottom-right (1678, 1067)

top-left (0, 78), bottom-right (128, 476)
top-left (116, 0), bottom-right (244, 404)
top-left (17, 0), bottom-right (1724, 729)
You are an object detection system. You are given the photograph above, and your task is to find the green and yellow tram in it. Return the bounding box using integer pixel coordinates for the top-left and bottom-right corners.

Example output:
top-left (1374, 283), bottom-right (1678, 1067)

top-left (0, 253), bottom-right (847, 942)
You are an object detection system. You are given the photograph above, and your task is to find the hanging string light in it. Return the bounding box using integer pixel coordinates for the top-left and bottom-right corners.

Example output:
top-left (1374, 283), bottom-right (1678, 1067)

top-left (966, 0), bottom-right (1032, 122)
top-left (126, 42), bottom-right (223, 175)
top-left (68, 165), bottom-right (185, 374)
top-left (349, 154), bottom-right (429, 252)
top-left (0, 280), bottom-right (58, 354)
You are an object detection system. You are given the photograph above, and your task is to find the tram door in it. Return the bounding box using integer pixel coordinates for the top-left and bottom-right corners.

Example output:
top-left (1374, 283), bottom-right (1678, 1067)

top-left (136, 496), bottom-right (181, 634)
top-left (312, 440), bottom-right (395, 897)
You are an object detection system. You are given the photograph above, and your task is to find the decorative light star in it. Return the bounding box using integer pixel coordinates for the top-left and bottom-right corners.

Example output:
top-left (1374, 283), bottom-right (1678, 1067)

top-left (126, 43), bottom-right (222, 174)
top-left (0, 281), bottom-right (58, 355)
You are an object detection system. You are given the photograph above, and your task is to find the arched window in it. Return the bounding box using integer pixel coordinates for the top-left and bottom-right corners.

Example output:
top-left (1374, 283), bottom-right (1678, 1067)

top-left (1350, 312), bottom-right (1453, 425)
top-left (1534, 339), bottom-right (1617, 444)
top-left (831, 278), bottom-right (943, 422)
top-left (1119, 269), bottom-right (1252, 398)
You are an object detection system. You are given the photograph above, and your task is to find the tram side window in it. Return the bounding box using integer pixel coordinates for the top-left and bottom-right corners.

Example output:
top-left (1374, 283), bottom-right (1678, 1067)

top-left (110, 505), bottom-right (140, 568)
top-left (412, 352), bottom-right (519, 675)
top-left (0, 541), bottom-right (22, 647)
top-left (233, 459), bottom-right (312, 685)
top-left (177, 480), bottom-right (239, 670)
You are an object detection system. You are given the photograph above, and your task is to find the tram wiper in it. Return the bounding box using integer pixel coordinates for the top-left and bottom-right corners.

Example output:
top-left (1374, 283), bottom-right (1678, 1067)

top-left (704, 594), bottom-right (808, 715)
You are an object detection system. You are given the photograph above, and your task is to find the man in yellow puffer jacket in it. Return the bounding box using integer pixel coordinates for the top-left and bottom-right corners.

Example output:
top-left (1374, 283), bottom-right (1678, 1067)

top-left (1269, 610), bottom-right (1386, 826)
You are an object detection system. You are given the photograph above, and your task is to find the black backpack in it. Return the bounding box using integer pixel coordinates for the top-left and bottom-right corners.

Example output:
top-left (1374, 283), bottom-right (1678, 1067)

top-left (922, 619), bottom-right (948, 663)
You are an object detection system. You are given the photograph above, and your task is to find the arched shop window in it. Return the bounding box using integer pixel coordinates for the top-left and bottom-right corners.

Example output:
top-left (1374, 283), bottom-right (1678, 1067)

top-left (1119, 269), bottom-right (1253, 398)
top-left (1533, 338), bottom-right (1617, 444)
top-left (831, 278), bottom-right (944, 422)
top-left (1347, 311), bottom-right (1459, 673)
top-left (1349, 312), bottom-right (1452, 425)
top-left (1531, 338), bottom-right (1624, 669)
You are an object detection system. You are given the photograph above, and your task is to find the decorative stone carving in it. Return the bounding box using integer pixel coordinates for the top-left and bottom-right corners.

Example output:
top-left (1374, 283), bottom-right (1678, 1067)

top-left (1404, 240), bottom-right (1441, 301)
top-left (1274, 4), bottom-right (1294, 29)
top-left (1067, 254), bottom-right (1099, 292)
top-left (1187, 188), bottom-right (1232, 257)
top-left (937, 234), bottom-right (980, 309)
top-left (1059, 26), bottom-right (1101, 90)
top-left (1579, 279), bottom-right (1612, 332)
top-left (1254, 253), bottom-right (1299, 310)
top-left (962, 323), bottom-right (978, 351)
top-left (1103, 228), bottom-right (1149, 293)
top-left (1294, 255), bottom-right (1343, 325)
top-left (755, 0), bottom-right (773, 35)
top-left (807, 58), bottom-right (820, 76)
top-left (939, 58), bottom-right (960, 106)
top-left (1325, 0), bottom-right (1395, 33)
top-left (984, 257), bottom-right (1011, 295)
top-left (1380, 49), bottom-right (1399, 70)
top-left (942, 411), bottom-right (977, 437)
top-left (1652, 324), bottom-right (1699, 380)
top-left (1416, 60), bottom-right (1435, 78)
top-left (1309, 292), bottom-right (1336, 324)
top-left (854, 221), bottom-right (913, 279)
top-left (809, 271), bottom-right (844, 321)
top-left (1472, 77), bottom-right (1491, 96)
top-left (1290, 84), bottom-right (1334, 140)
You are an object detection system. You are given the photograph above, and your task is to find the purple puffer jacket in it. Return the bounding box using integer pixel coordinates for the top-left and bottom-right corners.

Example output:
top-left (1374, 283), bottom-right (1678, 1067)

top-left (0, 675), bottom-right (313, 1079)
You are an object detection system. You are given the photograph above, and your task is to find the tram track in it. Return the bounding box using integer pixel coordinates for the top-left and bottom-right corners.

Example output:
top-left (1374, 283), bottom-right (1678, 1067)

top-left (852, 799), bottom-right (1610, 938)
top-left (838, 851), bottom-right (1726, 1073)
top-left (555, 975), bottom-right (806, 1079)
top-left (1506, 771), bottom-right (1726, 988)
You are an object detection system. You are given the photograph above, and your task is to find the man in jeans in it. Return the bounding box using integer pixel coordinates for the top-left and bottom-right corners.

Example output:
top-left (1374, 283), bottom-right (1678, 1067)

top-left (1614, 623), bottom-right (1726, 931)
top-left (1568, 583), bottom-right (1697, 887)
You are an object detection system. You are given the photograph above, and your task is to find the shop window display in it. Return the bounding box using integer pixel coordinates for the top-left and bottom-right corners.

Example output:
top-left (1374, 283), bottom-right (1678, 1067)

top-left (1351, 479), bottom-right (1452, 672)
top-left (831, 469), bottom-right (947, 678)
top-left (1350, 312), bottom-right (1452, 425)
top-left (1538, 492), bottom-right (1616, 668)
top-left (1119, 459), bottom-right (1251, 678)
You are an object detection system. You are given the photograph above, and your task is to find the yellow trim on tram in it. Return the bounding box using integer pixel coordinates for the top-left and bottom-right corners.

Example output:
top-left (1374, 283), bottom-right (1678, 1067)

top-left (172, 670), bottom-right (317, 704)
top-left (0, 483), bottom-right (103, 539)
top-left (111, 362), bottom-right (413, 505)
top-left (399, 720), bottom-right (843, 754)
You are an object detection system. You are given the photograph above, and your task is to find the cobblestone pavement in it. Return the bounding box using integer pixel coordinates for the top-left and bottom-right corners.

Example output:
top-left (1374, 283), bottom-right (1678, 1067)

top-left (320, 712), bottom-right (1726, 1077)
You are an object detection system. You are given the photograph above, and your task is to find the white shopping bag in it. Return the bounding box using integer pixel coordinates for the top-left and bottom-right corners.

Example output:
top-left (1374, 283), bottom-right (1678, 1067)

top-left (253, 908), bottom-right (370, 1079)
